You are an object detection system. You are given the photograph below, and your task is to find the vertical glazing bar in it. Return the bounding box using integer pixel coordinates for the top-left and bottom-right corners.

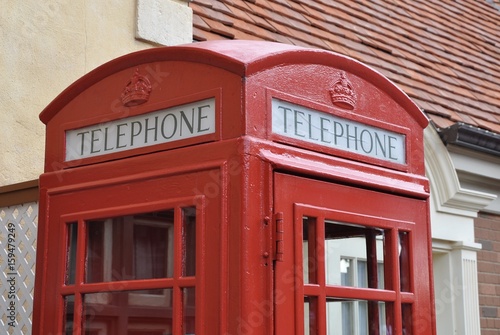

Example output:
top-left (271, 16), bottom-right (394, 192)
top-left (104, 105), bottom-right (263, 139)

top-left (73, 219), bottom-right (86, 335)
top-left (366, 229), bottom-right (379, 334)
top-left (384, 229), bottom-right (398, 333)
top-left (316, 217), bottom-right (326, 335)
top-left (173, 206), bottom-right (183, 335)
top-left (366, 229), bottom-right (379, 289)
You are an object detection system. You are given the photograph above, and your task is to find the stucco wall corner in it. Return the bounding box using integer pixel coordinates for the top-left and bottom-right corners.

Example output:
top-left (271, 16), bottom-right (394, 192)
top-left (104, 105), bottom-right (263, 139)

top-left (136, 0), bottom-right (193, 46)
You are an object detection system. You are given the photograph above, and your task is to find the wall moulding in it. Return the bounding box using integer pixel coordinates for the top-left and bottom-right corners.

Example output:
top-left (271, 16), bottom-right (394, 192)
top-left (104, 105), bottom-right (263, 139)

top-left (425, 126), bottom-right (496, 217)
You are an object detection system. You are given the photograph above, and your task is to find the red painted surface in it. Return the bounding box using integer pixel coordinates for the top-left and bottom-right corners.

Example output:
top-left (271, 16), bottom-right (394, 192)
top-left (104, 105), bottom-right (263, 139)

top-left (34, 40), bottom-right (435, 334)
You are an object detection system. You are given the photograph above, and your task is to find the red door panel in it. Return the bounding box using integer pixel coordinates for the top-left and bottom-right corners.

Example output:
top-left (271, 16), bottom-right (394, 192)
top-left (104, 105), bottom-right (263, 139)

top-left (274, 173), bottom-right (433, 335)
top-left (37, 170), bottom-right (221, 335)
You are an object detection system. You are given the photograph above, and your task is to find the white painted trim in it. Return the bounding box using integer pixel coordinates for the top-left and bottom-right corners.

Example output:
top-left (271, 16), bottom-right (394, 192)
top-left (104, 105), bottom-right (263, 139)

top-left (424, 126), bottom-right (496, 217)
top-left (425, 124), bottom-right (495, 335)
top-left (432, 239), bottom-right (482, 335)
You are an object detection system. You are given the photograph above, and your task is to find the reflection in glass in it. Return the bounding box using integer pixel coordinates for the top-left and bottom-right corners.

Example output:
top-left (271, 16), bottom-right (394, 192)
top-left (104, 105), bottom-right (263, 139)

top-left (324, 220), bottom-right (385, 288)
top-left (63, 295), bottom-right (74, 335)
top-left (302, 215), bottom-right (398, 334)
top-left (183, 207), bottom-right (196, 277)
top-left (399, 231), bottom-right (411, 292)
top-left (304, 296), bottom-right (318, 335)
top-left (339, 258), bottom-right (353, 286)
top-left (402, 304), bottom-right (413, 335)
top-left (303, 217), bottom-right (318, 284)
top-left (183, 287), bottom-right (196, 333)
top-left (86, 210), bottom-right (174, 283)
top-left (66, 222), bottom-right (78, 285)
top-left (358, 261), bottom-right (385, 289)
top-left (84, 289), bottom-right (173, 334)
top-left (327, 300), bottom-right (388, 335)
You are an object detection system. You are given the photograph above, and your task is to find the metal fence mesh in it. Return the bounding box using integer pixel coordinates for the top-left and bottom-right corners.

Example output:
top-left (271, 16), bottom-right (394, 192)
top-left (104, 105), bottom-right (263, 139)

top-left (0, 202), bottom-right (38, 335)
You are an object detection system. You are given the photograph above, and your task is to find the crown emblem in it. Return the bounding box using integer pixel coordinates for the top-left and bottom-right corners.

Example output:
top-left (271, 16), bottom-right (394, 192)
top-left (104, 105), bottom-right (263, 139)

top-left (121, 69), bottom-right (152, 107)
top-left (330, 71), bottom-right (356, 110)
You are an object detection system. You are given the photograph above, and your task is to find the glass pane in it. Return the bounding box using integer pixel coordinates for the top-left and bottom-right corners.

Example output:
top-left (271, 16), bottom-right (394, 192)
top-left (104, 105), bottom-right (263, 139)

top-left (327, 299), bottom-right (390, 335)
top-left (324, 221), bottom-right (385, 289)
top-left (304, 296), bottom-right (318, 334)
top-left (340, 258), bottom-right (353, 286)
top-left (303, 217), bottom-right (318, 284)
top-left (402, 304), bottom-right (412, 335)
top-left (183, 207), bottom-right (196, 277)
top-left (357, 261), bottom-right (385, 289)
top-left (326, 300), bottom-right (355, 335)
top-left (84, 289), bottom-right (173, 334)
top-left (86, 210), bottom-right (174, 283)
top-left (63, 295), bottom-right (74, 335)
top-left (399, 231), bottom-right (411, 292)
top-left (66, 222), bottom-right (78, 285)
top-left (183, 287), bottom-right (195, 334)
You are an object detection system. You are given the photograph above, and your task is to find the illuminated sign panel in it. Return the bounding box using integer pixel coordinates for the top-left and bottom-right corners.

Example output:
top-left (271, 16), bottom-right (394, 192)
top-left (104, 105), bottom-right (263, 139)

top-left (65, 98), bottom-right (216, 161)
top-left (272, 98), bottom-right (406, 164)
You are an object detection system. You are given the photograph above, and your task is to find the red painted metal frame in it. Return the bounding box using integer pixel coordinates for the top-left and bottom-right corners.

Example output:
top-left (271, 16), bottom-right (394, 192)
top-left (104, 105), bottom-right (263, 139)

top-left (35, 40), bottom-right (434, 335)
top-left (274, 173), bottom-right (434, 334)
top-left (35, 164), bottom-right (223, 334)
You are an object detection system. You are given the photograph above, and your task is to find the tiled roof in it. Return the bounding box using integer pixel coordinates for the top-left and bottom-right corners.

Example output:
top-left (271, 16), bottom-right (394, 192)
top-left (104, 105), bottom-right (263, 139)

top-left (190, 0), bottom-right (500, 134)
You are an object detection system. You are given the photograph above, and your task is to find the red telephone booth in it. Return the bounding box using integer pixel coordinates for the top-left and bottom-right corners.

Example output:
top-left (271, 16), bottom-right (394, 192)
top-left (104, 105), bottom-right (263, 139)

top-left (34, 40), bottom-right (435, 334)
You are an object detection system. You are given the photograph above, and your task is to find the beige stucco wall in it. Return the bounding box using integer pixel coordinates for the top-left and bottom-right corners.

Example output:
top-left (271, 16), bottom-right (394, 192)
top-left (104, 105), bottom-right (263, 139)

top-left (0, 0), bottom-right (192, 186)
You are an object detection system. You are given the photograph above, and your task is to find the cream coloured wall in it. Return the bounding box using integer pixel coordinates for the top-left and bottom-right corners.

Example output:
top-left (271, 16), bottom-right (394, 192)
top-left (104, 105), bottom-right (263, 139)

top-left (0, 0), bottom-right (192, 186)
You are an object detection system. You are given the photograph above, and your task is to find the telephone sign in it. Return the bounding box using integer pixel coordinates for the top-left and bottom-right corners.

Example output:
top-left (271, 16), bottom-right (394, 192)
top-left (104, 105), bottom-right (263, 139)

top-left (271, 98), bottom-right (406, 164)
top-left (66, 98), bottom-right (216, 161)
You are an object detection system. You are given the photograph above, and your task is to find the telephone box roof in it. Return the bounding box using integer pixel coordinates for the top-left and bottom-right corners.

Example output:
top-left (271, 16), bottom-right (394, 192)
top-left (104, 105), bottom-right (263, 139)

top-left (40, 40), bottom-right (426, 128)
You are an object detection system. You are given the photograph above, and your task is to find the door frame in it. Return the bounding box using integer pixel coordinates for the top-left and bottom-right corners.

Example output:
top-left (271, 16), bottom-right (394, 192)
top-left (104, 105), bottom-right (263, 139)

top-left (274, 173), bottom-right (434, 335)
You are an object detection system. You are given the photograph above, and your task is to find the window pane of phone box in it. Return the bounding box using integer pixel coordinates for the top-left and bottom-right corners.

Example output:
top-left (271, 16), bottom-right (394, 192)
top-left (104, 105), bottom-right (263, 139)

top-left (84, 289), bottom-right (174, 334)
top-left (86, 210), bottom-right (175, 283)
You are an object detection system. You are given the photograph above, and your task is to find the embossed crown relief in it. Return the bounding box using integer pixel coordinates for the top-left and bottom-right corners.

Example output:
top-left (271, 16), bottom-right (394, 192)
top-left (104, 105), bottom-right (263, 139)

top-left (121, 68), bottom-right (152, 107)
top-left (330, 71), bottom-right (356, 110)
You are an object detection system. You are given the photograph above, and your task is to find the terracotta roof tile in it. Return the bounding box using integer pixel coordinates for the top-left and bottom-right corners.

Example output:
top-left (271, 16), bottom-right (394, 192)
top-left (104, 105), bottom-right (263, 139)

top-left (192, 0), bottom-right (213, 7)
top-left (267, 1), bottom-right (310, 24)
top-left (474, 118), bottom-right (500, 134)
top-left (190, 0), bottom-right (500, 135)
top-left (193, 27), bottom-right (226, 41)
top-left (202, 17), bottom-right (235, 38)
top-left (190, 2), bottom-right (234, 26)
top-left (193, 14), bottom-right (211, 31)
top-left (455, 112), bottom-right (478, 126)
top-left (243, 1), bottom-right (274, 20)
top-left (322, 39), bottom-right (352, 57)
top-left (224, 3), bottom-right (256, 22)
top-left (230, 16), bottom-right (276, 40)
top-left (429, 114), bottom-right (456, 129)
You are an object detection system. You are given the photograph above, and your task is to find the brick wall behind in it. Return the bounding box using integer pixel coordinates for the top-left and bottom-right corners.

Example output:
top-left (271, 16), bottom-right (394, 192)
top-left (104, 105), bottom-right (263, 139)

top-left (475, 212), bottom-right (500, 334)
